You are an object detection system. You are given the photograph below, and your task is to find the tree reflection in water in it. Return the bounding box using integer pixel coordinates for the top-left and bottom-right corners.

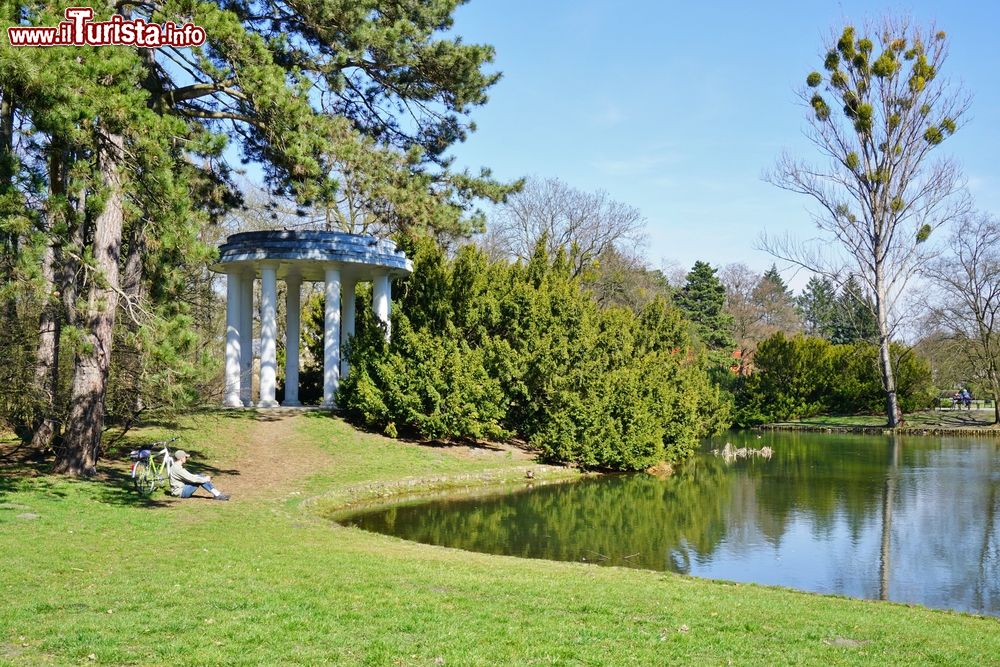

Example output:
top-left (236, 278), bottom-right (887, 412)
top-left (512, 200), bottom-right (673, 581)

top-left (340, 431), bottom-right (1000, 616)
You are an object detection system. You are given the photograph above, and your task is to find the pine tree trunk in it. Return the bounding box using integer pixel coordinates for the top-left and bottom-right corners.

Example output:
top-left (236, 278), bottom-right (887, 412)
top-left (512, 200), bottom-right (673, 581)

top-left (31, 151), bottom-right (67, 451)
top-left (56, 131), bottom-right (125, 476)
top-left (120, 219), bottom-right (146, 418)
top-left (30, 241), bottom-right (61, 450)
top-left (0, 91), bottom-right (16, 330)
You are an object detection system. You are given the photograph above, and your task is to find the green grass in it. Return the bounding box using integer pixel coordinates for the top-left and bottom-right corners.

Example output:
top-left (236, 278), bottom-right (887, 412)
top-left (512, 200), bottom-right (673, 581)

top-left (1, 412), bottom-right (998, 666)
top-left (772, 409), bottom-right (1000, 430)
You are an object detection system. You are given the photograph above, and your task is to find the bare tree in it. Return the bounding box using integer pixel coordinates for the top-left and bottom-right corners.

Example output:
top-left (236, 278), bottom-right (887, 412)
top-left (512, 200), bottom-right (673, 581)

top-left (912, 328), bottom-right (970, 395)
top-left (722, 264), bottom-right (766, 376)
top-left (924, 213), bottom-right (1000, 423)
top-left (754, 266), bottom-right (801, 333)
top-left (584, 246), bottom-right (670, 311)
top-left (764, 18), bottom-right (970, 426)
top-left (722, 263), bottom-right (801, 375)
top-left (484, 177), bottom-right (645, 276)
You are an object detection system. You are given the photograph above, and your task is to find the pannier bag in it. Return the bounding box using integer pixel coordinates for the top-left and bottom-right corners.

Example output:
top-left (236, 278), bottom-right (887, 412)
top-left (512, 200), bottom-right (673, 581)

top-left (129, 449), bottom-right (153, 478)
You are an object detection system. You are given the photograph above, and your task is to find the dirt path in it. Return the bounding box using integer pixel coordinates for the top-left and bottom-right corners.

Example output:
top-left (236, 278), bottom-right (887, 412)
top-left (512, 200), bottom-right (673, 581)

top-left (221, 414), bottom-right (332, 501)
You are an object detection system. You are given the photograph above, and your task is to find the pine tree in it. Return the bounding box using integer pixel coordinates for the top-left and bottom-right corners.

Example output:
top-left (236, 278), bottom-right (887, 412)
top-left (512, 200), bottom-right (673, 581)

top-left (753, 264), bottom-right (800, 331)
top-left (831, 276), bottom-right (878, 344)
top-left (675, 261), bottom-right (735, 351)
top-left (797, 276), bottom-right (838, 339)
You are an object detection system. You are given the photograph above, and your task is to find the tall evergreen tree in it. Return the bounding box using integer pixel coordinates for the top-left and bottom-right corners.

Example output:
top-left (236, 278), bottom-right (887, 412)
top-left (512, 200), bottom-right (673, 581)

top-left (753, 264), bottom-right (800, 331)
top-left (797, 276), bottom-right (838, 339)
top-left (831, 275), bottom-right (878, 344)
top-left (761, 265), bottom-right (790, 294)
top-left (675, 261), bottom-right (734, 352)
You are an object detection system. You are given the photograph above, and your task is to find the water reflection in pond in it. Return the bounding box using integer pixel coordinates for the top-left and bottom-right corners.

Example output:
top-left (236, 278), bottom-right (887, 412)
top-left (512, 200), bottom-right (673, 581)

top-left (339, 431), bottom-right (1000, 616)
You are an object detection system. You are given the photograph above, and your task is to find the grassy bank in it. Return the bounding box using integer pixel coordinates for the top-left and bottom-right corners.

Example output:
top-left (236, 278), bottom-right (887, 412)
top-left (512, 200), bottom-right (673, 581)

top-left (765, 409), bottom-right (1000, 435)
top-left (1, 412), bottom-right (998, 666)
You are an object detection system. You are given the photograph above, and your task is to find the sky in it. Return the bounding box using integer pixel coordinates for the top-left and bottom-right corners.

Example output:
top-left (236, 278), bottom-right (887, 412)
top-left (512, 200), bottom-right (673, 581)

top-left (442, 0), bottom-right (1000, 290)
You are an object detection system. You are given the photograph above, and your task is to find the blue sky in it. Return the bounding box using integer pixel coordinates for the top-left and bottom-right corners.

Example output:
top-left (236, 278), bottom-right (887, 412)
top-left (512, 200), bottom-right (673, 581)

top-left (444, 1), bottom-right (1000, 289)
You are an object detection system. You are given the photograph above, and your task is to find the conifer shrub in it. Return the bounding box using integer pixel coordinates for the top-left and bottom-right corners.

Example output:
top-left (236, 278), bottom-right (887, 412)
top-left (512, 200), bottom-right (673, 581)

top-left (733, 332), bottom-right (934, 425)
top-left (333, 239), bottom-right (728, 471)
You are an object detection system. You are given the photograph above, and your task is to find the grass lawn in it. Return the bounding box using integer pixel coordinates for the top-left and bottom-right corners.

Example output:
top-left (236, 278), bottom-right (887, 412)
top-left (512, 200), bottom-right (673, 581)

top-left (770, 409), bottom-right (1000, 431)
top-left (2, 411), bottom-right (998, 666)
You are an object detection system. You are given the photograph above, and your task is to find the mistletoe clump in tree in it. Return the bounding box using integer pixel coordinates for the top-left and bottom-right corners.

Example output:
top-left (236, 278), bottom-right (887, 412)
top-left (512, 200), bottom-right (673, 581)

top-left (768, 18), bottom-right (970, 426)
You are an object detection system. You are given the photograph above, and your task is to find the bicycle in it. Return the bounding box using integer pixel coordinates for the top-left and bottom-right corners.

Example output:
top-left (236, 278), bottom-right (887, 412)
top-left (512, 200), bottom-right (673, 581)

top-left (129, 437), bottom-right (179, 496)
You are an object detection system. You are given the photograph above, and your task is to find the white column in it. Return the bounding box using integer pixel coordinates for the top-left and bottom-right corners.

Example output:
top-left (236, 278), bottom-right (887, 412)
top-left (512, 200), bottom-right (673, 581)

top-left (224, 271), bottom-right (243, 407)
top-left (283, 274), bottom-right (302, 406)
top-left (373, 272), bottom-right (391, 340)
top-left (340, 279), bottom-right (356, 380)
top-left (239, 273), bottom-right (253, 406)
top-left (257, 264), bottom-right (279, 408)
top-left (323, 267), bottom-right (341, 407)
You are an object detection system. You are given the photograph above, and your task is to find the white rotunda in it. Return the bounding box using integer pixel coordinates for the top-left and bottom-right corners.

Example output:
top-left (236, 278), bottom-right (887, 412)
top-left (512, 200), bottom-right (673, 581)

top-left (211, 230), bottom-right (413, 408)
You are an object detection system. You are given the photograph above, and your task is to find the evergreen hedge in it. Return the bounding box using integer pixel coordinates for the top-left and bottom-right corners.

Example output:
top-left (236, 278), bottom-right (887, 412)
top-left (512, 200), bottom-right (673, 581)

top-left (334, 239), bottom-right (730, 471)
top-left (733, 332), bottom-right (935, 425)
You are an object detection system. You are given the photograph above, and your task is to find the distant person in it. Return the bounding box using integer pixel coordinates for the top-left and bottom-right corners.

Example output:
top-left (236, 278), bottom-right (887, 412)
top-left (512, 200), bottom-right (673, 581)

top-left (960, 388), bottom-right (972, 410)
top-left (169, 450), bottom-right (230, 501)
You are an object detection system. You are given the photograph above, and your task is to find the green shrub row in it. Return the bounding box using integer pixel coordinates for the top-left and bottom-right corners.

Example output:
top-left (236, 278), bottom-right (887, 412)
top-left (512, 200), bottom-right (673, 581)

top-left (733, 332), bottom-right (935, 425)
top-left (335, 240), bottom-right (730, 471)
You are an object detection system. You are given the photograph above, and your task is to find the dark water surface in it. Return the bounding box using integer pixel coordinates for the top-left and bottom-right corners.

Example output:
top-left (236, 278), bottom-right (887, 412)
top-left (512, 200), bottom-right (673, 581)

top-left (339, 431), bottom-right (1000, 616)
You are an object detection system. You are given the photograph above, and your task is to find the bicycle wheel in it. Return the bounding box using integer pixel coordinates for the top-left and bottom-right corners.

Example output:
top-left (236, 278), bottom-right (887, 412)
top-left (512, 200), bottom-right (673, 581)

top-left (133, 461), bottom-right (158, 496)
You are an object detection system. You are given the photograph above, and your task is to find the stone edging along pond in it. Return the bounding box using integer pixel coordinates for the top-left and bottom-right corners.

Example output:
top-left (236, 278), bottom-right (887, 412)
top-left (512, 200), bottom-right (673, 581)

top-left (301, 464), bottom-right (584, 521)
top-left (759, 423), bottom-right (1000, 437)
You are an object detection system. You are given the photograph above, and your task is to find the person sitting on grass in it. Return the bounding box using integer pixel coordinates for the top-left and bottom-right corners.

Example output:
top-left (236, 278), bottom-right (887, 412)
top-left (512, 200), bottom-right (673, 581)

top-left (169, 450), bottom-right (230, 501)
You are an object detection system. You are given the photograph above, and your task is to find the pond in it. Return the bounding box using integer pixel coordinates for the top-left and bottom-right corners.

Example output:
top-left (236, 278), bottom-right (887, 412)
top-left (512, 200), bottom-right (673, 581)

top-left (338, 430), bottom-right (1000, 616)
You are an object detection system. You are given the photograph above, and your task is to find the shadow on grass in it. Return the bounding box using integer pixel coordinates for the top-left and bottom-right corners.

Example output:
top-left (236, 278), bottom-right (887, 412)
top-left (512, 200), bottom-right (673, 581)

top-left (0, 441), bottom-right (63, 501)
top-left (790, 410), bottom-right (1000, 430)
top-left (0, 440), bottom-right (172, 508)
top-left (0, 439), bottom-right (238, 508)
top-left (91, 464), bottom-right (174, 508)
top-left (925, 411), bottom-right (997, 428)
top-left (0, 474), bottom-right (70, 503)
top-left (92, 455), bottom-right (241, 507)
